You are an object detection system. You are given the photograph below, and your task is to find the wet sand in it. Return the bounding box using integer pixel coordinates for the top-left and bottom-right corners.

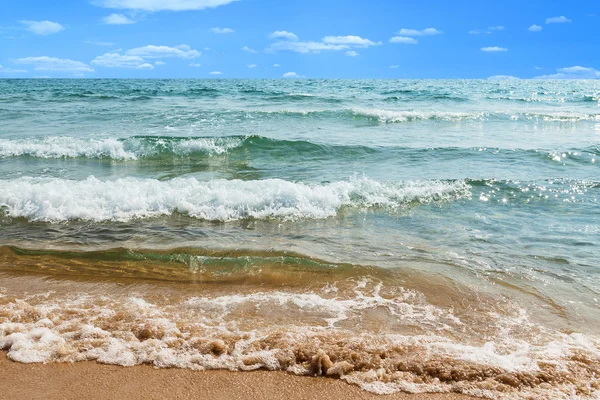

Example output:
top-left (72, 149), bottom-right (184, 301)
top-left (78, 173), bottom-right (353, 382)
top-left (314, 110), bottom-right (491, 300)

top-left (1, 354), bottom-right (478, 400)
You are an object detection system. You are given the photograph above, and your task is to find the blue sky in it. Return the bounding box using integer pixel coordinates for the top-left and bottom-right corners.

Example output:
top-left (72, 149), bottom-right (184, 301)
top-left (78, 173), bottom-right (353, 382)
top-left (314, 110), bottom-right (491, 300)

top-left (0, 0), bottom-right (598, 78)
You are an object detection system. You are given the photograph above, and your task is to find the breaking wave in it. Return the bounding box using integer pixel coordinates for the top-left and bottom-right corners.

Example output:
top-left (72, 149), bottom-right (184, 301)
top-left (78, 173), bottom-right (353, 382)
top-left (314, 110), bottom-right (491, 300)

top-left (0, 176), bottom-right (471, 222)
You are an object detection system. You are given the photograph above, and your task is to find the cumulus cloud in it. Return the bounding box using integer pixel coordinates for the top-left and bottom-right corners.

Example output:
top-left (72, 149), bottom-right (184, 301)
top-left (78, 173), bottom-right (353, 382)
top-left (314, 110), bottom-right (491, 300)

top-left (273, 64), bottom-right (280, 67)
top-left (92, 53), bottom-right (154, 69)
top-left (92, 44), bottom-right (199, 69)
top-left (126, 44), bottom-right (200, 58)
top-left (529, 25), bottom-right (543, 32)
top-left (346, 50), bottom-right (359, 57)
top-left (282, 72), bottom-right (303, 78)
top-left (267, 41), bottom-right (347, 53)
top-left (488, 75), bottom-right (520, 80)
top-left (536, 66), bottom-right (600, 79)
top-left (469, 26), bottom-right (504, 35)
top-left (20, 20), bottom-right (64, 35)
top-left (189, 63), bottom-right (202, 67)
top-left (397, 28), bottom-right (441, 36)
top-left (102, 13), bottom-right (135, 24)
top-left (209, 71), bottom-right (223, 75)
top-left (247, 64), bottom-right (257, 68)
top-left (241, 46), bottom-right (257, 53)
top-left (85, 40), bottom-right (116, 46)
top-left (267, 33), bottom-right (380, 53)
top-left (322, 35), bottom-right (381, 47)
top-left (481, 46), bottom-right (508, 52)
top-left (268, 31), bottom-right (298, 41)
top-left (0, 64), bottom-right (28, 73)
top-left (96, 0), bottom-right (238, 11)
top-left (546, 16), bottom-right (571, 24)
top-left (211, 27), bottom-right (234, 34)
top-left (15, 56), bottom-right (93, 72)
top-left (389, 36), bottom-right (418, 44)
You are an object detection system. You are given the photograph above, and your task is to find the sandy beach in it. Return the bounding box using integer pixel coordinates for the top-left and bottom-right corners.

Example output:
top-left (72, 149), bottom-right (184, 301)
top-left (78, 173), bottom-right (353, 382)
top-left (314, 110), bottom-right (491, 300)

top-left (1, 354), bottom-right (478, 400)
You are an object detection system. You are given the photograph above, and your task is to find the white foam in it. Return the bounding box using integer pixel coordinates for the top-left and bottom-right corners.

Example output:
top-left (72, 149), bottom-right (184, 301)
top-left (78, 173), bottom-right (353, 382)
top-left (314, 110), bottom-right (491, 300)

top-left (1, 284), bottom-right (599, 399)
top-left (0, 136), bottom-right (245, 160)
top-left (351, 108), bottom-right (600, 123)
top-left (352, 108), bottom-right (484, 123)
top-left (0, 176), bottom-right (471, 222)
top-left (0, 137), bottom-right (135, 159)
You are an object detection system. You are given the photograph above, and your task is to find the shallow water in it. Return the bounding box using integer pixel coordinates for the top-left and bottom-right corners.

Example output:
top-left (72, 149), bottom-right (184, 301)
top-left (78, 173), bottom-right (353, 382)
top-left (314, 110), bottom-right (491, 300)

top-left (0, 79), bottom-right (599, 399)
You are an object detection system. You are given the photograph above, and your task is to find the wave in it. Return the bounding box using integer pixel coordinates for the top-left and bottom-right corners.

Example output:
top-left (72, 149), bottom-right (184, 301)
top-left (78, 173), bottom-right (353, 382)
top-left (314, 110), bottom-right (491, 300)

top-left (1, 136), bottom-right (598, 166)
top-left (244, 108), bottom-right (600, 123)
top-left (0, 176), bottom-right (471, 222)
top-left (0, 136), bottom-right (247, 160)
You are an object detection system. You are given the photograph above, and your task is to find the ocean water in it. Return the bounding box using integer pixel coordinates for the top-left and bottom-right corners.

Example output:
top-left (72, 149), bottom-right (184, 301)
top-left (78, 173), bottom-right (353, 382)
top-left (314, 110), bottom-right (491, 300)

top-left (0, 79), bottom-right (599, 399)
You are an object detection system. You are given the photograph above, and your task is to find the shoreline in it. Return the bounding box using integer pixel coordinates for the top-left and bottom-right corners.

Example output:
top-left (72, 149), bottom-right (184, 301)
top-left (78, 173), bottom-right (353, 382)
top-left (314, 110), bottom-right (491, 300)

top-left (1, 354), bottom-right (478, 400)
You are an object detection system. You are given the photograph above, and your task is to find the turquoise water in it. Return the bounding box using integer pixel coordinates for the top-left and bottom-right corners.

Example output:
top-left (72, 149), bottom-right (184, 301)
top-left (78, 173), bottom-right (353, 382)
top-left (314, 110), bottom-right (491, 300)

top-left (0, 79), bottom-right (599, 398)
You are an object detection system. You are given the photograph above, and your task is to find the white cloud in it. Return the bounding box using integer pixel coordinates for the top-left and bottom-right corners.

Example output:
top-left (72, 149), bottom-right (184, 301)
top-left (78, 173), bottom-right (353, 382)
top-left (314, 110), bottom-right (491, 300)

top-left (103, 13), bottom-right (135, 24)
top-left (545, 16), bottom-right (572, 24)
top-left (469, 26), bottom-right (503, 35)
top-left (389, 65), bottom-right (399, 68)
top-left (241, 46), bottom-right (257, 53)
top-left (209, 71), bottom-right (223, 75)
top-left (189, 63), bottom-right (202, 67)
top-left (211, 27), bottom-right (234, 34)
top-left (282, 72), bottom-right (302, 78)
top-left (322, 35), bottom-right (381, 47)
top-left (389, 36), bottom-right (418, 44)
top-left (20, 20), bottom-right (64, 35)
top-left (536, 66), bottom-right (600, 79)
top-left (15, 56), bottom-right (93, 72)
top-left (267, 34), bottom-right (380, 54)
top-left (91, 53), bottom-right (154, 69)
top-left (92, 44), bottom-right (199, 69)
top-left (96, 0), bottom-right (238, 11)
top-left (267, 41), bottom-right (348, 53)
top-left (247, 64), bottom-right (257, 68)
top-left (529, 24), bottom-right (543, 32)
top-left (0, 64), bottom-right (28, 73)
top-left (397, 28), bottom-right (441, 36)
top-left (273, 64), bottom-right (280, 67)
top-left (126, 44), bottom-right (200, 58)
top-left (481, 46), bottom-right (508, 52)
top-left (346, 50), bottom-right (359, 57)
top-left (85, 40), bottom-right (116, 46)
top-left (268, 31), bottom-right (298, 41)
top-left (488, 75), bottom-right (520, 80)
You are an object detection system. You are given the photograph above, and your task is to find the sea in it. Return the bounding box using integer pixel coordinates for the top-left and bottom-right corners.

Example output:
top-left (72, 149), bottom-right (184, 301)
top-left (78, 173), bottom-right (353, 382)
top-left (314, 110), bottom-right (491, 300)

top-left (0, 78), bottom-right (599, 399)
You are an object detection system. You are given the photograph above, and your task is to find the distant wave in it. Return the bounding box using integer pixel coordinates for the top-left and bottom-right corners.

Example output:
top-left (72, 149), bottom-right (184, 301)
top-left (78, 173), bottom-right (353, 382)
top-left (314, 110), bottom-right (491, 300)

top-left (0, 136), bottom-right (246, 160)
top-left (247, 108), bottom-right (600, 123)
top-left (1, 136), bottom-right (598, 165)
top-left (0, 176), bottom-right (471, 222)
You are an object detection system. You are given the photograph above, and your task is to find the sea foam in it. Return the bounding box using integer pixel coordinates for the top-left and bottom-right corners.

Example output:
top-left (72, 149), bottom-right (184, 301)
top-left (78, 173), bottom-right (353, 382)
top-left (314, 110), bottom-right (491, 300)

top-left (0, 176), bottom-right (471, 222)
top-left (1, 283), bottom-right (598, 399)
top-left (0, 136), bottom-right (245, 160)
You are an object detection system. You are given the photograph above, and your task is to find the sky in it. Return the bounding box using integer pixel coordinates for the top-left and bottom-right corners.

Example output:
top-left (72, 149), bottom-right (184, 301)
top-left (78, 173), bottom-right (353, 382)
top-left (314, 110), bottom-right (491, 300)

top-left (0, 0), bottom-right (598, 79)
